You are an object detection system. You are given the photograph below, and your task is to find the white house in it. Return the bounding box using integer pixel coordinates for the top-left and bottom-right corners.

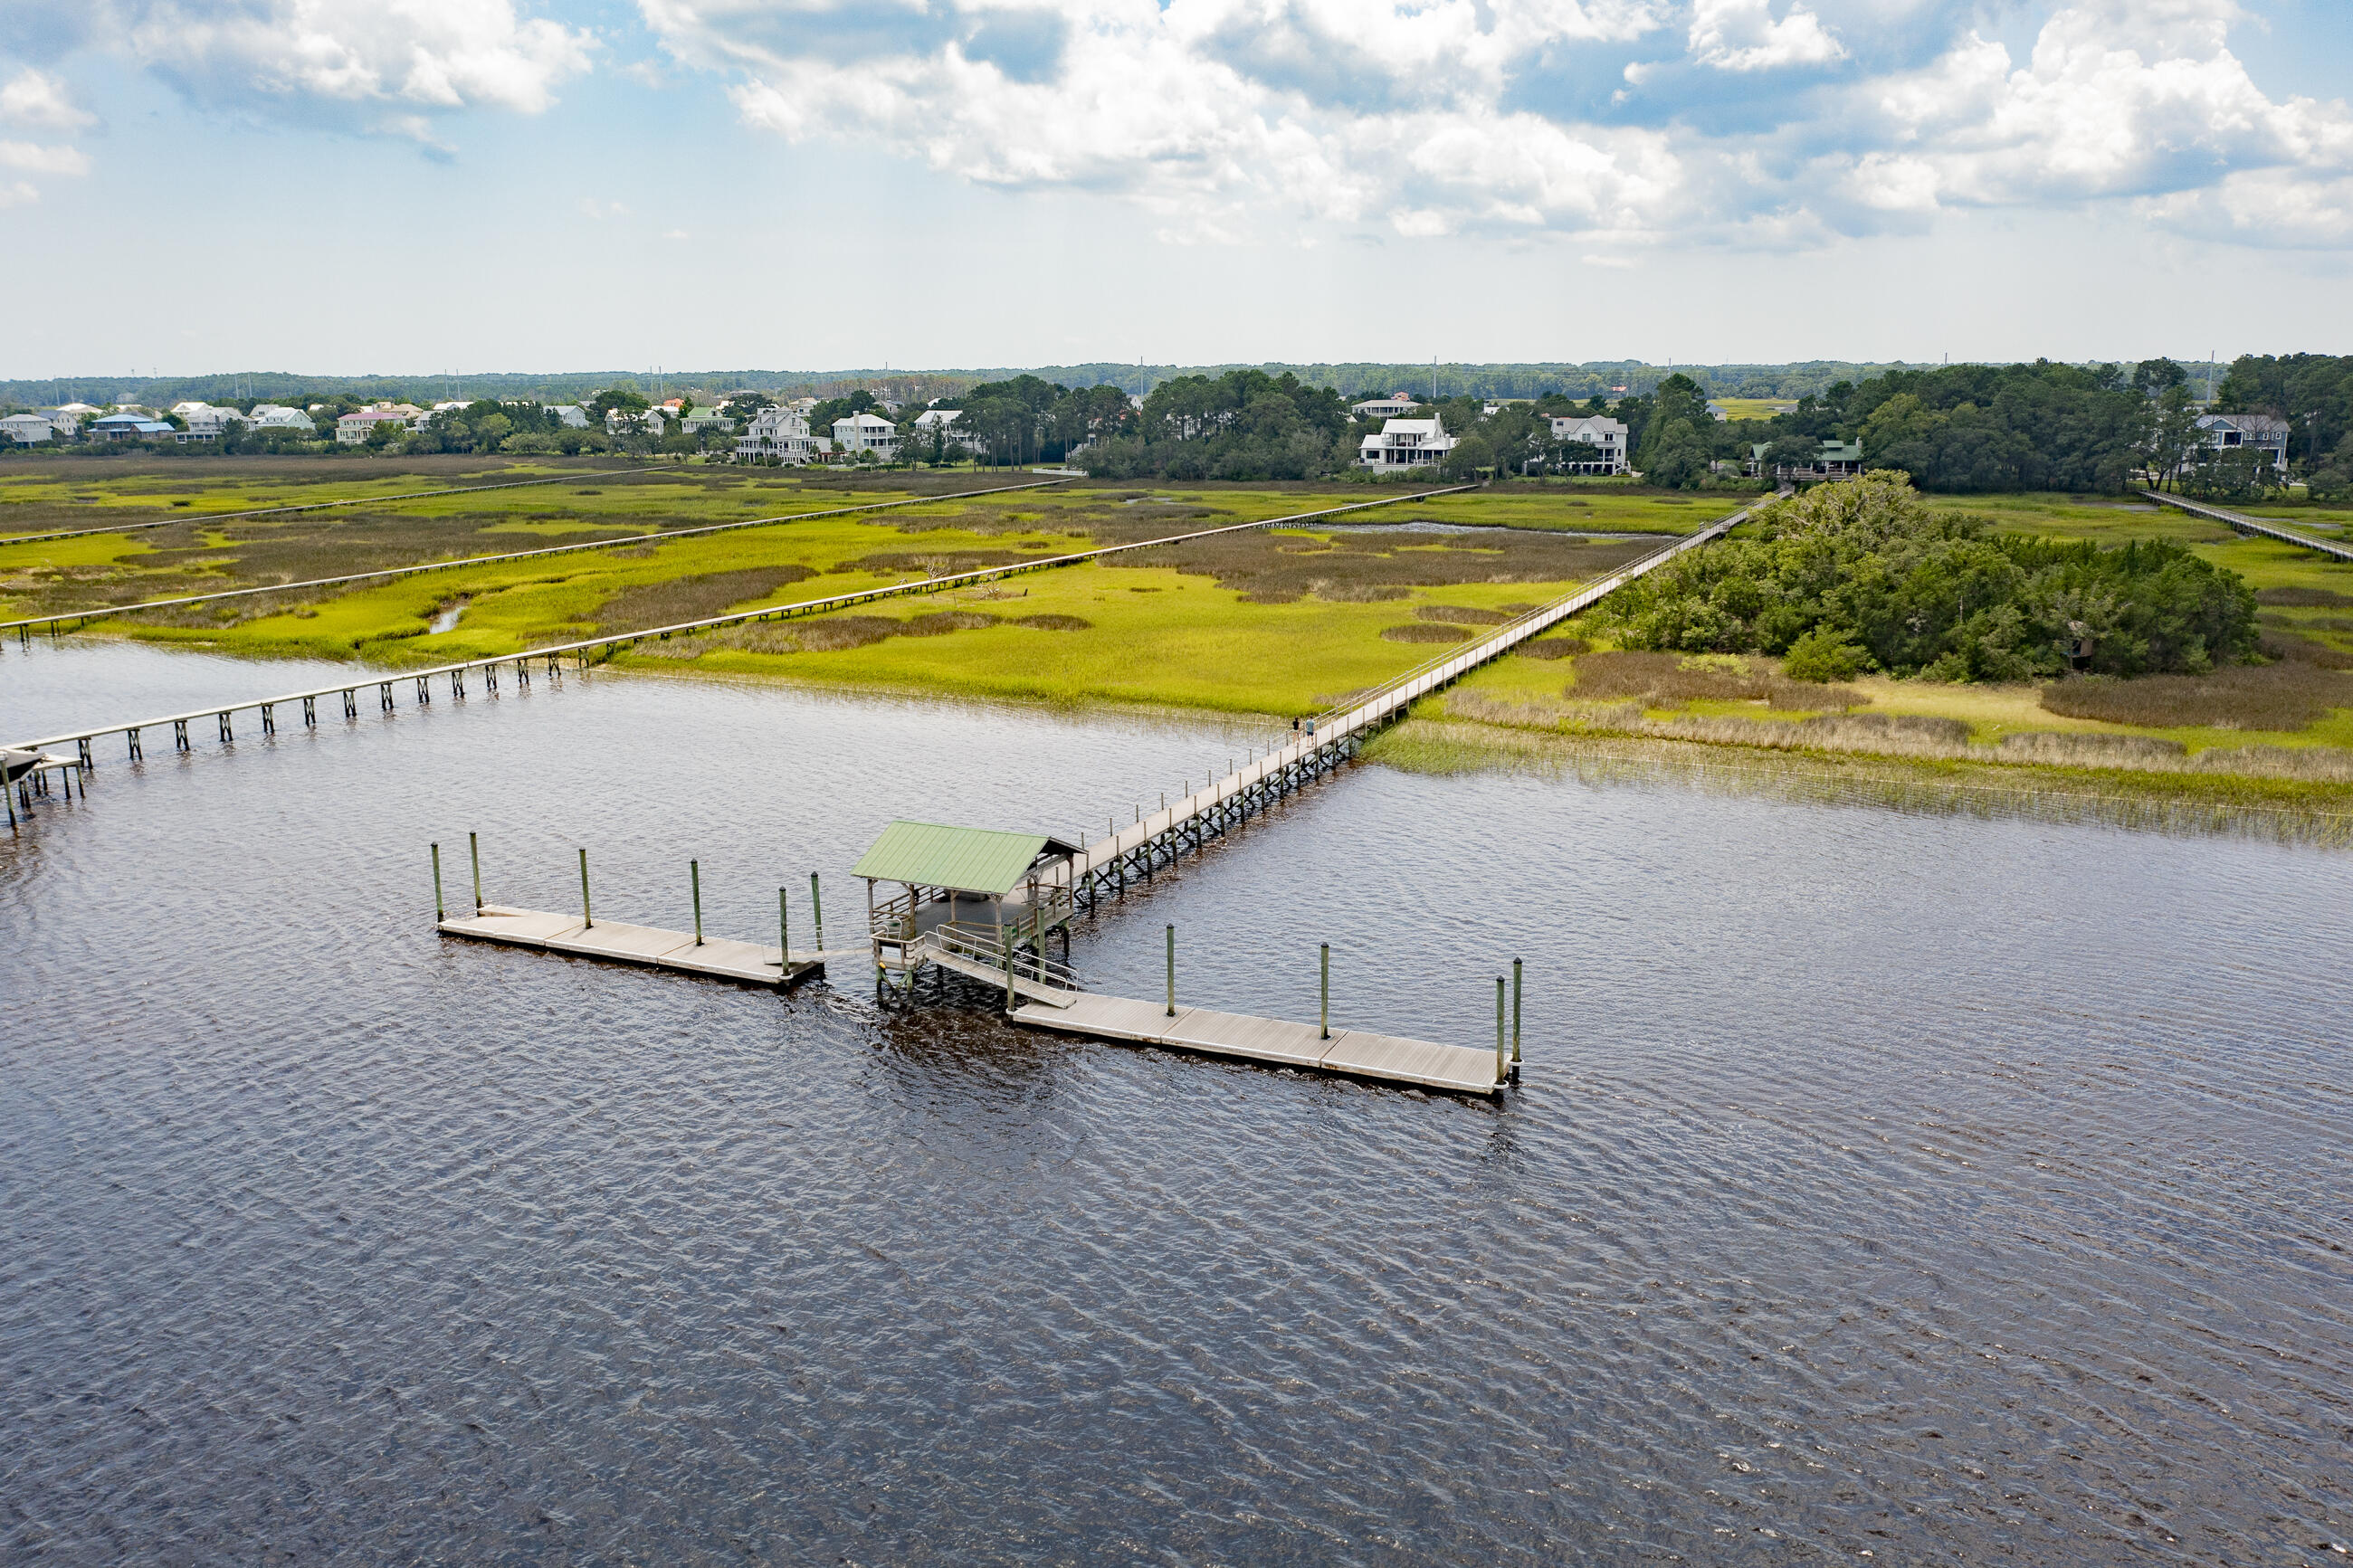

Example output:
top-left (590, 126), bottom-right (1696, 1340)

top-left (176, 404), bottom-right (244, 441)
top-left (832, 412), bottom-right (899, 458)
top-left (247, 404), bottom-right (316, 433)
top-left (910, 408), bottom-right (979, 454)
top-left (543, 404), bottom-right (589, 429)
top-left (1351, 393), bottom-right (1420, 421)
top-left (2196, 413), bottom-right (2291, 475)
top-left (735, 405), bottom-right (820, 464)
top-left (1359, 415), bottom-right (1456, 470)
top-left (46, 402), bottom-right (102, 437)
top-left (1, 413), bottom-right (55, 444)
top-left (336, 404), bottom-right (426, 444)
top-left (1548, 413), bottom-right (1631, 474)
top-left (679, 406), bottom-right (735, 433)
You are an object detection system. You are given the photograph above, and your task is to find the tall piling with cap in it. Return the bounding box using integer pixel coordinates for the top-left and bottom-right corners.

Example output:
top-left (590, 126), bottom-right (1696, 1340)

top-left (432, 842), bottom-right (444, 921)
top-left (778, 887), bottom-right (790, 973)
top-left (1166, 925), bottom-right (1176, 1017)
top-left (809, 873), bottom-right (824, 951)
top-left (469, 832), bottom-right (482, 913)
top-left (1512, 957), bottom-right (1522, 1068)
top-left (579, 848), bottom-right (593, 929)
top-left (691, 860), bottom-right (703, 946)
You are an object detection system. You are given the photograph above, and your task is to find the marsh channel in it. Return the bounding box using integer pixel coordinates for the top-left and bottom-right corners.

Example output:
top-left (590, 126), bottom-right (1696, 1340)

top-left (2, 636), bottom-right (2346, 1564)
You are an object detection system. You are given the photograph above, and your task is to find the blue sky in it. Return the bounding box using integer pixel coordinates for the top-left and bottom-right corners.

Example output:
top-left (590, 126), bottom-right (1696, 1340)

top-left (3, 0), bottom-right (2350, 377)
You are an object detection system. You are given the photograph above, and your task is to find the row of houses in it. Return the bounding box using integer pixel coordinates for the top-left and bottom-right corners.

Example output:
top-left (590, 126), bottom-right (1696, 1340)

top-left (1356, 408), bottom-right (1634, 474)
top-left (734, 406), bottom-right (970, 465)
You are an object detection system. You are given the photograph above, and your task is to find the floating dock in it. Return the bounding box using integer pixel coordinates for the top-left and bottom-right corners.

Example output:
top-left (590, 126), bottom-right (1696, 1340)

top-left (437, 904), bottom-right (827, 987)
top-left (1005, 992), bottom-right (1506, 1097)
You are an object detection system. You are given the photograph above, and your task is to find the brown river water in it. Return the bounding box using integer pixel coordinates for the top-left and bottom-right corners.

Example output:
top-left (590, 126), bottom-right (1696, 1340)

top-left (2, 640), bottom-right (2348, 1564)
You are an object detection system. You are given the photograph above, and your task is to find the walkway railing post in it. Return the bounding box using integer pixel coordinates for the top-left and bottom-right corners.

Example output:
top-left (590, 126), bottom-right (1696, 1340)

top-left (431, 842), bottom-right (443, 922)
top-left (1495, 976), bottom-right (1507, 1084)
top-left (579, 848), bottom-right (593, 929)
top-left (1166, 925), bottom-right (1176, 1018)
top-left (809, 873), bottom-right (824, 952)
top-left (1320, 943), bottom-right (1330, 1041)
top-left (469, 831), bottom-right (482, 914)
top-left (691, 860), bottom-right (703, 946)
top-left (1511, 957), bottom-right (1522, 1067)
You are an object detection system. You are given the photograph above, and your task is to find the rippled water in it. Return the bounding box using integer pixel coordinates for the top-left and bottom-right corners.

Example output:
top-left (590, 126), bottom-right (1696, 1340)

top-left (4, 638), bottom-right (2348, 1564)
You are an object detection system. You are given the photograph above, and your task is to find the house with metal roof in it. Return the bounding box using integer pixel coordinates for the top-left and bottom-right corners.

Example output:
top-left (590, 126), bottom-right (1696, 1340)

top-left (1, 413), bottom-right (55, 444)
top-left (1358, 415), bottom-right (1456, 470)
top-left (2195, 413), bottom-right (2290, 475)
top-left (90, 412), bottom-right (175, 442)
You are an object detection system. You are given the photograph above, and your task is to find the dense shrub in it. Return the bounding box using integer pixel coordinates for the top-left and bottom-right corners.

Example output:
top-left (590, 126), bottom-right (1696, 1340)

top-left (1603, 470), bottom-right (2259, 679)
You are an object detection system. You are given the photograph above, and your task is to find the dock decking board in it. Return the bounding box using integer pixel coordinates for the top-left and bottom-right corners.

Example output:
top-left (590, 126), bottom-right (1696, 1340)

top-left (438, 905), bottom-right (824, 987)
top-left (1008, 993), bottom-right (1501, 1096)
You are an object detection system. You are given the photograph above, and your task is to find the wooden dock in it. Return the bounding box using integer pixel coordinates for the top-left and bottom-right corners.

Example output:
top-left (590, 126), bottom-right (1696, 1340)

top-left (1005, 991), bottom-right (1506, 1097)
top-left (2143, 489), bottom-right (2353, 562)
top-left (438, 904), bottom-right (827, 987)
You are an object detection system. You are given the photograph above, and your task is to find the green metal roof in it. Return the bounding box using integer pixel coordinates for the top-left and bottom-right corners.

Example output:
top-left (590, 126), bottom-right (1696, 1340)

top-left (853, 820), bottom-right (1054, 897)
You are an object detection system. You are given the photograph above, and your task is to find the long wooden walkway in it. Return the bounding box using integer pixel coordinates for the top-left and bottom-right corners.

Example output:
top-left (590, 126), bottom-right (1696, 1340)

top-left (438, 903), bottom-right (829, 986)
top-left (1006, 992), bottom-right (1506, 1096)
top-left (1044, 501), bottom-right (1751, 910)
top-left (2143, 489), bottom-right (2353, 562)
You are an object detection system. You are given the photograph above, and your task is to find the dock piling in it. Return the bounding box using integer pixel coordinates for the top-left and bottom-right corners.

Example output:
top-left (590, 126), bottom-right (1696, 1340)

top-left (1166, 925), bottom-right (1176, 1017)
top-left (1495, 976), bottom-right (1507, 1084)
top-left (469, 832), bottom-right (482, 913)
top-left (777, 887), bottom-right (789, 969)
top-left (432, 842), bottom-right (444, 921)
top-left (579, 848), bottom-right (593, 929)
top-left (809, 873), bottom-right (824, 951)
top-left (1320, 943), bottom-right (1330, 1040)
top-left (1511, 958), bottom-right (1522, 1067)
top-left (691, 860), bottom-right (703, 945)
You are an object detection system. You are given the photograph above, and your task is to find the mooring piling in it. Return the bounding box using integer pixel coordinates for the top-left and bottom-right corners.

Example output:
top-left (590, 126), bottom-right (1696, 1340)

top-left (469, 832), bottom-right (482, 914)
top-left (1320, 942), bottom-right (1330, 1041)
top-left (691, 860), bottom-right (704, 946)
top-left (1511, 957), bottom-right (1522, 1067)
top-left (777, 887), bottom-right (790, 965)
top-left (579, 848), bottom-right (593, 929)
top-left (809, 872), bottom-right (824, 950)
top-left (432, 842), bottom-right (444, 921)
top-left (1494, 976), bottom-right (1507, 1084)
top-left (1165, 924), bottom-right (1176, 1018)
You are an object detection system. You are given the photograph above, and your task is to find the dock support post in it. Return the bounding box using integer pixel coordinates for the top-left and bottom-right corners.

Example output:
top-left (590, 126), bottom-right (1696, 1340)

top-left (4, 770), bottom-right (14, 831)
top-left (810, 873), bottom-right (824, 952)
top-left (1005, 933), bottom-right (1015, 1010)
top-left (1495, 977), bottom-right (1507, 1085)
top-left (1166, 925), bottom-right (1176, 1017)
top-left (432, 843), bottom-right (444, 922)
top-left (1320, 943), bottom-right (1330, 1040)
top-left (691, 860), bottom-right (703, 946)
top-left (470, 832), bottom-right (482, 913)
top-left (579, 848), bottom-right (593, 929)
top-left (1511, 958), bottom-right (1522, 1068)
top-left (778, 888), bottom-right (790, 974)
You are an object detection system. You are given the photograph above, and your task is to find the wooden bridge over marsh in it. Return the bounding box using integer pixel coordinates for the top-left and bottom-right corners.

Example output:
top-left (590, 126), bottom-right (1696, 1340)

top-left (2142, 489), bottom-right (2353, 563)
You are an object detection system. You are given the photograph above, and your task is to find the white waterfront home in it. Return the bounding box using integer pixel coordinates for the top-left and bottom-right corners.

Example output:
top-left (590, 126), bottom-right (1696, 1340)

top-left (735, 405), bottom-right (820, 464)
top-left (833, 412), bottom-right (899, 458)
top-left (1, 412), bottom-right (55, 444)
top-left (337, 404), bottom-right (426, 444)
top-left (910, 408), bottom-right (979, 455)
top-left (544, 404), bottom-right (589, 429)
top-left (1359, 415), bottom-right (1456, 470)
top-left (45, 402), bottom-right (103, 436)
top-left (1351, 392), bottom-right (1420, 420)
top-left (1548, 413), bottom-right (1631, 474)
top-left (247, 404), bottom-right (317, 433)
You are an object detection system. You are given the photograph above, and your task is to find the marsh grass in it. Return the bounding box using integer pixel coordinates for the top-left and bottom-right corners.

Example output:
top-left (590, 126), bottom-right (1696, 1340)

top-left (1567, 650), bottom-right (1871, 712)
top-left (637, 605), bottom-right (1089, 660)
top-left (1368, 718), bottom-right (2353, 847)
top-left (2256, 586), bottom-right (2353, 607)
top-left (2040, 665), bottom-right (2353, 729)
top-left (1415, 604), bottom-right (1514, 625)
top-left (589, 565), bottom-right (815, 632)
top-left (1104, 527), bottom-right (1653, 603)
top-left (1382, 622), bottom-right (1472, 643)
top-left (1515, 636), bottom-right (1589, 660)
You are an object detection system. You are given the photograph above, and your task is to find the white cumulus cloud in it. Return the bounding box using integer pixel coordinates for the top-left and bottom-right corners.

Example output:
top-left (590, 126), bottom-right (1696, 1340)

top-left (0, 67), bottom-right (96, 128)
top-left (1686, 0), bottom-right (1845, 72)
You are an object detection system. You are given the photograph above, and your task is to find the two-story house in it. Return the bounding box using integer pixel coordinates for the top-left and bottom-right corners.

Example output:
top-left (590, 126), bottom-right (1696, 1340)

top-left (735, 405), bottom-right (820, 464)
top-left (2195, 413), bottom-right (2291, 475)
top-left (1358, 415), bottom-right (1456, 470)
top-left (832, 413), bottom-right (899, 458)
top-left (1548, 414), bottom-right (1630, 474)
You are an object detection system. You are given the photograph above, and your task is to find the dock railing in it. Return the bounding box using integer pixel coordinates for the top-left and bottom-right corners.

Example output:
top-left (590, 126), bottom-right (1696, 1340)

top-left (2140, 489), bottom-right (2353, 562)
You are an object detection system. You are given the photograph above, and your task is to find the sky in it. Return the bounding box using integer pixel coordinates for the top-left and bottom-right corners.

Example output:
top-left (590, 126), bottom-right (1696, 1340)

top-left (2, 0), bottom-right (2351, 378)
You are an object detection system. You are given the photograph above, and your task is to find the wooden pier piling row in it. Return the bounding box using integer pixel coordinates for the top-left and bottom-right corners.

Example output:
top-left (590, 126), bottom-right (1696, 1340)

top-left (437, 904), bottom-right (827, 987)
top-left (1006, 992), bottom-right (1503, 1096)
